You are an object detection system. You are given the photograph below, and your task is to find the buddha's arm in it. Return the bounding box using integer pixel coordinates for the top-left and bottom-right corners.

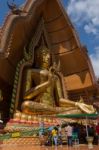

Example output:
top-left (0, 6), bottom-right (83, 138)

top-left (24, 68), bottom-right (50, 100)
top-left (25, 69), bottom-right (42, 93)
top-left (59, 98), bottom-right (75, 107)
top-left (75, 103), bottom-right (96, 114)
top-left (24, 80), bottom-right (50, 100)
top-left (59, 98), bottom-right (96, 114)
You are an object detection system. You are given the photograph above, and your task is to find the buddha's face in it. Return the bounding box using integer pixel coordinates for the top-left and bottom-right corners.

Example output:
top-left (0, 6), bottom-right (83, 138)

top-left (42, 52), bottom-right (50, 69)
top-left (36, 46), bottom-right (51, 69)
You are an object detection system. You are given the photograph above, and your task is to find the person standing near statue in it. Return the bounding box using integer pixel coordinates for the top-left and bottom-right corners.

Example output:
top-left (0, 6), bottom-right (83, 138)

top-left (65, 123), bottom-right (73, 146)
top-left (52, 127), bottom-right (58, 146)
top-left (39, 120), bottom-right (45, 146)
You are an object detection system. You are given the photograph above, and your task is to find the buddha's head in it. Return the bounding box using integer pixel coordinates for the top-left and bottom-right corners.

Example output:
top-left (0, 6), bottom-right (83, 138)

top-left (35, 45), bottom-right (51, 69)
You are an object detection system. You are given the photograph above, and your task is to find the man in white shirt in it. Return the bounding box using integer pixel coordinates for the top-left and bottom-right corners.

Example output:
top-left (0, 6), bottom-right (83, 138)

top-left (65, 124), bottom-right (73, 146)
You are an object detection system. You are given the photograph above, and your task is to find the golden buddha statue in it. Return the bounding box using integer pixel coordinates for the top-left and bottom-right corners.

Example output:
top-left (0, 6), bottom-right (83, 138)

top-left (18, 43), bottom-right (96, 116)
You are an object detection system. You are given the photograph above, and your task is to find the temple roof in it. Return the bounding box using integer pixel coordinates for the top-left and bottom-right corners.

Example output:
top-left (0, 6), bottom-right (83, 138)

top-left (0, 0), bottom-right (97, 92)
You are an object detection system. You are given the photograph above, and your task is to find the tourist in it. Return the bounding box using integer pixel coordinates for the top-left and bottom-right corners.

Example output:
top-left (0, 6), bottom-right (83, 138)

top-left (52, 127), bottom-right (58, 146)
top-left (65, 123), bottom-right (73, 146)
top-left (57, 124), bottom-right (62, 146)
top-left (88, 125), bottom-right (95, 137)
top-left (72, 123), bottom-right (79, 144)
top-left (39, 121), bottom-right (45, 146)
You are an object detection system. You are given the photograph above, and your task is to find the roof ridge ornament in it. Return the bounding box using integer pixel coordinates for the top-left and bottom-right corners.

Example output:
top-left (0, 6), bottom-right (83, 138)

top-left (7, 0), bottom-right (26, 15)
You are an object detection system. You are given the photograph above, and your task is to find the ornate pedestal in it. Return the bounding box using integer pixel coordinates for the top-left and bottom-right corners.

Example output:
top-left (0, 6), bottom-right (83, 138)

top-left (86, 136), bottom-right (94, 149)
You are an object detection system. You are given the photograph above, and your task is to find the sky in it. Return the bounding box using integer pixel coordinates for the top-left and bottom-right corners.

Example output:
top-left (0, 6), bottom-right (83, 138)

top-left (0, 0), bottom-right (99, 77)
